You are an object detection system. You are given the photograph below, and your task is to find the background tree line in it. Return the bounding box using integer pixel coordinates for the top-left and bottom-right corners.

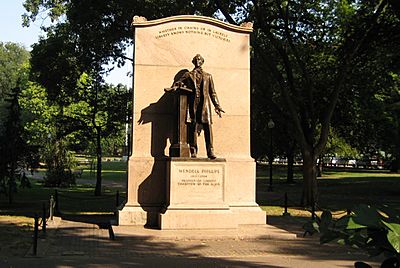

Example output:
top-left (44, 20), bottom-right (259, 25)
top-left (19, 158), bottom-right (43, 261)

top-left (1, 0), bottom-right (398, 203)
top-left (0, 41), bottom-right (130, 200)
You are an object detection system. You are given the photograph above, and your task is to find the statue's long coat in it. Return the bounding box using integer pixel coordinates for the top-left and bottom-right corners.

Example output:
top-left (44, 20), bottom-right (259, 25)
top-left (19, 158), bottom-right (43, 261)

top-left (178, 70), bottom-right (221, 124)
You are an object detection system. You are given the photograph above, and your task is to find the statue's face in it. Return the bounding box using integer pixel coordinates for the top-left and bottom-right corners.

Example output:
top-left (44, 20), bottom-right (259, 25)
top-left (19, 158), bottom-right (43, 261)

top-left (193, 56), bottom-right (204, 68)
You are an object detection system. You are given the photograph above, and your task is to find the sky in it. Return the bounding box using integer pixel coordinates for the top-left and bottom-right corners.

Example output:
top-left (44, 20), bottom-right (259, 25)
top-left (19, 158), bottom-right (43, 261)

top-left (0, 0), bottom-right (132, 87)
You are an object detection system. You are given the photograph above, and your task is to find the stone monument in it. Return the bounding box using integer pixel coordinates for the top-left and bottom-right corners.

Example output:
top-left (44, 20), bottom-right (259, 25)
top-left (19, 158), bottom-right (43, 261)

top-left (118, 15), bottom-right (265, 229)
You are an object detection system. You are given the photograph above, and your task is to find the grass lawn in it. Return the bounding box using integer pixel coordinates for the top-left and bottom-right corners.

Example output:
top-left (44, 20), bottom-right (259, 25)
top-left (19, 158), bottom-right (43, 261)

top-left (257, 165), bottom-right (400, 218)
top-left (0, 160), bottom-right (128, 219)
top-left (3, 162), bottom-right (398, 219)
top-left (77, 159), bottom-right (128, 183)
top-left (1, 161), bottom-right (399, 257)
top-left (0, 182), bottom-right (125, 217)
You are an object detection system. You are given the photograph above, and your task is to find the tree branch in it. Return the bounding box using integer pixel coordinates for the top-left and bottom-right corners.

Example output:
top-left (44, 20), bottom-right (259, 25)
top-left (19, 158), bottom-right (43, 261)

top-left (315, 0), bottom-right (388, 155)
top-left (215, 0), bottom-right (236, 25)
top-left (119, 55), bottom-right (133, 62)
top-left (254, 2), bottom-right (311, 151)
top-left (278, 0), bottom-right (315, 131)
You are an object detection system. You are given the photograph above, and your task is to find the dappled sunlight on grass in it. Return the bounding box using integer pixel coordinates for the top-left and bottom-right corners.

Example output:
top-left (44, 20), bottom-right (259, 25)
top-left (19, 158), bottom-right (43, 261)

top-left (0, 215), bottom-right (34, 256)
top-left (261, 205), bottom-right (315, 217)
top-left (261, 205), bottom-right (349, 219)
top-left (321, 171), bottom-right (400, 179)
top-left (78, 160), bottom-right (127, 182)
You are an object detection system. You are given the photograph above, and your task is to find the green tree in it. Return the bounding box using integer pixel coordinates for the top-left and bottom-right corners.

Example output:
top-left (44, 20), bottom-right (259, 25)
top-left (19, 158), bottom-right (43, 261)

top-left (330, 18), bottom-right (400, 171)
top-left (0, 42), bottom-right (29, 98)
top-left (385, 73), bottom-right (400, 171)
top-left (0, 43), bottom-right (30, 203)
top-left (19, 82), bottom-right (58, 146)
top-left (0, 88), bottom-right (28, 203)
top-left (248, 0), bottom-right (393, 205)
top-left (30, 36), bottom-right (130, 193)
top-left (251, 57), bottom-right (301, 183)
top-left (0, 42), bottom-right (30, 135)
top-left (62, 74), bottom-right (130, 195)
top-left (18, 81), bottom-right (69, 183)
top-left (30, 24), bottom-right (83, 106)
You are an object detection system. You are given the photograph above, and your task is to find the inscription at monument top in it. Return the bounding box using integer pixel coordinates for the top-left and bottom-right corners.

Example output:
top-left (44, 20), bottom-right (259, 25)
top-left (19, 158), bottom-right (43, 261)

top-left (132, 15), bottom-right (253, 69)
top-left (155, 25), bottom-right (231, 43)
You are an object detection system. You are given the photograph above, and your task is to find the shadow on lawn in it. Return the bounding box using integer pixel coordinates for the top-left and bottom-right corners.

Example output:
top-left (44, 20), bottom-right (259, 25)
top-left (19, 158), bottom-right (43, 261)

top-left (0, 220), bottom-right (34, 257)
top-left (257, 175), bottom-right (400, 211)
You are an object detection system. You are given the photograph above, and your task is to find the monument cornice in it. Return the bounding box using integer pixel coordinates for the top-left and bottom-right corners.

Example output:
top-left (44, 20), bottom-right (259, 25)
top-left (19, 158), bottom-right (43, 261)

top-left (132, 15), bottom-right (253, 33)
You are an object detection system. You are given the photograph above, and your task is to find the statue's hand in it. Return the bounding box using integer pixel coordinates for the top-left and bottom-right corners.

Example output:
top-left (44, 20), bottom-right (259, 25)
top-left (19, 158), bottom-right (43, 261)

top-left (215, 107), bottom-right (225, 118)
top-left (175, 81), bottom-right (185, 88)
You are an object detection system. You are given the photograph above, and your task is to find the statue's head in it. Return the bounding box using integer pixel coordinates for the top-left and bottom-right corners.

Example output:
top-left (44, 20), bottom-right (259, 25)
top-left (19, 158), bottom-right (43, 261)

top-left (192, 54), bottom-right (204, 68)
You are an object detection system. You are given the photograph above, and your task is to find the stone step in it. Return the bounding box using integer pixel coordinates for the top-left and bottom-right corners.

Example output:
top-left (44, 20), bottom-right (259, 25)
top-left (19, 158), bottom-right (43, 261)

top-left (113, 224), bottom-right (297, 241)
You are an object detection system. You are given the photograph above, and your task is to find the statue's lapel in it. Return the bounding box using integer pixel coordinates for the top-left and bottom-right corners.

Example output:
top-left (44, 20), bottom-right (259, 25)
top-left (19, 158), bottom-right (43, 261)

top-left (189, 71), bottom-right (196, 88)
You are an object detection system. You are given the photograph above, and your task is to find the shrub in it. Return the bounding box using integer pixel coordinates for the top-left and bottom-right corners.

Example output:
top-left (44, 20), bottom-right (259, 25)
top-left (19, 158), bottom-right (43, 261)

top-left (304, 204), bottom-right (400, 267)
top-left (43, 139), bottom-right (76, 187)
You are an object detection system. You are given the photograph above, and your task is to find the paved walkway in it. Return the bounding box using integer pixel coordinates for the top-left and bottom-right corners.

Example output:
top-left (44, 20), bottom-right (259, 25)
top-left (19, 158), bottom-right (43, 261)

top-left (0, 217), bottom-right (382, 268)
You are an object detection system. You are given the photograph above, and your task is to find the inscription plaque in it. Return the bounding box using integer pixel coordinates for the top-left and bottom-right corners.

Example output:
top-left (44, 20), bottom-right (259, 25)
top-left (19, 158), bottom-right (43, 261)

top-left (168, 162), bottom-right (225, 207)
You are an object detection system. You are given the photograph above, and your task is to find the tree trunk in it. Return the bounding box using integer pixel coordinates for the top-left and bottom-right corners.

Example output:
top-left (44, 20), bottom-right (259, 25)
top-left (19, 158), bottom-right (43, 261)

top-left (391, 145), bottom-right (400, 172)
top-left (391, 158), bottom-right (399, 173)
top-left (286, 144), bottom-right (295, 183)
top-left (391, 116), bottom-right (400, 172)
top-left (301, 150), bottom-right (318, 206)
top-left (8, 161), bottom-right (16, 204)
top-left (8, 179), bottom-right (13, 204)
top-left (94, 129), bottom-right (102, 196)
top-left (317, 155), bottom-right (323, 177)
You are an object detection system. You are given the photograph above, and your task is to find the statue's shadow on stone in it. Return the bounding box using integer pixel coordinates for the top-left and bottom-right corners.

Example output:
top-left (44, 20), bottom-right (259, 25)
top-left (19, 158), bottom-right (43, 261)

top-left (137, 93), bottom-right (174, 157)
top-left (136, 69), bottom-right (188, 227)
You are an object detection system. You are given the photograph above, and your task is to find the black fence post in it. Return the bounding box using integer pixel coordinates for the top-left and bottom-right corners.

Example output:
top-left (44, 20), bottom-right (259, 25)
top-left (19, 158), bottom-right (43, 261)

top-left (116, 191), bottom-right (120, 207)
top-left (114, 191), bottom-right (120, 217)
top-left (33, 214), bottom-right (39, 256)
top-left (55, 190), bottom-right (59, 215)
top-left (108, 224), bottom-right (115, 240)
top-left (42, 203), bottom-right (46, 237)
top-left (311, 202), bottom-right (316, 220)
top-left (283, 192), bottom-right (290, 216)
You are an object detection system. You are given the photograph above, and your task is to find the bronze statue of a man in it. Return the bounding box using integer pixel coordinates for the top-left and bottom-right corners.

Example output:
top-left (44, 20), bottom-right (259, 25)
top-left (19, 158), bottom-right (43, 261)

top-left (175, 54), bottom-right (225, 159)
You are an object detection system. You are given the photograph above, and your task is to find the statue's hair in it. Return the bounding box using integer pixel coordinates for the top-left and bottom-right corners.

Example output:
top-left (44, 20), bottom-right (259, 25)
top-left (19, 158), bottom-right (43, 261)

top-left (192, 54), bottom-right (204, 65)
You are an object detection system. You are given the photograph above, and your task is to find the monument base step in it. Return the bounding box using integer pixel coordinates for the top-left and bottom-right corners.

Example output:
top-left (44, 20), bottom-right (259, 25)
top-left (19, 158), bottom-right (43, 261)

top-left (118, 205), bottom-right (162, 226)
top-left (230, 207), bottom-right (267, 225)
top-left (158, 209), bottom-right (238, 229)
top-left (113, 224), bottom-right (297, 240)
top-left (118, 206), bottom-right (147, 225)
